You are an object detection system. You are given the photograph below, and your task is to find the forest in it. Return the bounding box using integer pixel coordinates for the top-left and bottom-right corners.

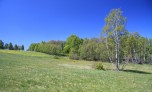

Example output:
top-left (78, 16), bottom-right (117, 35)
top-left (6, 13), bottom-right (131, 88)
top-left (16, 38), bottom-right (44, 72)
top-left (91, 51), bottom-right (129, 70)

top-left (28, 9), bottom-right (152, 70)
top-left (0, 40), bottom-right (24, 50)
top-left (28, 33), bottom-right (152, 63)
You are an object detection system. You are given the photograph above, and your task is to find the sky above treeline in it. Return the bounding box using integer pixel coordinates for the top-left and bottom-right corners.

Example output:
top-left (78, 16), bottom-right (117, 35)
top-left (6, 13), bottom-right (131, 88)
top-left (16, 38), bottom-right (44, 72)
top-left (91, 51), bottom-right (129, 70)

top-left (0, 0), bottom-right (152, 50)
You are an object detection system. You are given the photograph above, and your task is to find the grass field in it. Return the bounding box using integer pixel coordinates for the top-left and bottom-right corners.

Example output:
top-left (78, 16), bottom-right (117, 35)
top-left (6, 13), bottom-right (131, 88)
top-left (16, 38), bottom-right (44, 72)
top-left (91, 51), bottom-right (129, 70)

top-left (0, 50), bottom-right (152, 92)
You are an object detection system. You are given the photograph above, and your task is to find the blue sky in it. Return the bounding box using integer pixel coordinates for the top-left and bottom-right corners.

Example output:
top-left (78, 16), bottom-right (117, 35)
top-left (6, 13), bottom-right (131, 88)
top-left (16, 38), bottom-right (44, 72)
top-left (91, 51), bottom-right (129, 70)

top-left (0, 0), bottom-right (152, 50)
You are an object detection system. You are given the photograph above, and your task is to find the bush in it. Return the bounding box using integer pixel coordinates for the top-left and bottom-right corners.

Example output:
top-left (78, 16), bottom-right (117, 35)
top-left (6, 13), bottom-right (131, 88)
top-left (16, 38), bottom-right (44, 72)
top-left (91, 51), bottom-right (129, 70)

top-left (93, 62), bottom-right (104, 70)
top-left (69, 48), bottom-right (79, 60)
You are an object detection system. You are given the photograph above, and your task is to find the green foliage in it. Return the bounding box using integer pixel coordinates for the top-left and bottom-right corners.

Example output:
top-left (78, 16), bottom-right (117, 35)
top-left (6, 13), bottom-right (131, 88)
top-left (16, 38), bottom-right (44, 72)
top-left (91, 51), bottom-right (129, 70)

top-left (94, 62), bottom-right (104, 70)
top-left (104, 8), bottom-right (126, 34)
top-left (64, 35), bottom-right (83, 54)
top-left (80, 38), bottom-right (101, 61)
top-left (28, 43), bottom-right (39, 51)
top-left (63, 35), bottom-right (83, 59)
top-left (4, 43), bottom-right (8, 49)
top-left (21, 45), bottom-right (24, 50)
top-left (0, 40), bottom-right (24, 50)
top-left (13, 44), bottom-right (24, 50)
top-left (28, 41), bottom-right (65, 56)
top-left (14, 44), bottom-right (18, 50)
top-left (148, 39), bottom-right (152, 54)
top-left (120, 32), bottom-right (150, 64)
top-left (103, 8), bottom-right (127, 70)
top-left (8, 42), bottom-right (14, 50)
top-left (0, 40), bottom-right (4, 49)
top-left (69, 48), bottom-right (79, 60)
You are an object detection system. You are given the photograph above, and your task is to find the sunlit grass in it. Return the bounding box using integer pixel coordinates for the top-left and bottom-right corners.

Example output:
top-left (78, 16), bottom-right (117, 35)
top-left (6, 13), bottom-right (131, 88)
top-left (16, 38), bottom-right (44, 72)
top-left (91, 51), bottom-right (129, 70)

top-left (0, 50), bottom-right (51, 57)
top-left (0, 50), bottom-right (152, 92)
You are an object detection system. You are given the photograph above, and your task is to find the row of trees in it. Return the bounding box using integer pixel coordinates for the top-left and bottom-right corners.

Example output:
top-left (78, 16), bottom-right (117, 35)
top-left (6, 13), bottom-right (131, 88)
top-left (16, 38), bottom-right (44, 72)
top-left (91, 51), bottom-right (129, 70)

top-left (0, 40), bottom-right (24, 50)
top-left (28, 8), bottom-right (152, 70)
top-left (28, 33), bottom-right (152, 63)
top-left (102, 8), bottom-right (152, 70)
top-left (28, 40), bottom-right (65, 55)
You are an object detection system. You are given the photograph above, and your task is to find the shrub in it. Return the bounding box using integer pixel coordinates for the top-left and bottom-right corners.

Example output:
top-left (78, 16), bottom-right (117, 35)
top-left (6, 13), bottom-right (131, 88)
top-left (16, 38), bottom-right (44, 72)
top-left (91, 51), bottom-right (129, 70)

top-left (69, 48), bottom-right (79, 60)
top-left (94, 62), bottom-right (104, 70)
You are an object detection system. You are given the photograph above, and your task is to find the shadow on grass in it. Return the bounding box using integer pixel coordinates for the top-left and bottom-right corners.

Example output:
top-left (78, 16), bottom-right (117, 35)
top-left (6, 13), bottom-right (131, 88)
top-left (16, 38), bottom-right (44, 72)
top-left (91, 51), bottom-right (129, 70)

top-left (123, 69), bottom-right (151, 74)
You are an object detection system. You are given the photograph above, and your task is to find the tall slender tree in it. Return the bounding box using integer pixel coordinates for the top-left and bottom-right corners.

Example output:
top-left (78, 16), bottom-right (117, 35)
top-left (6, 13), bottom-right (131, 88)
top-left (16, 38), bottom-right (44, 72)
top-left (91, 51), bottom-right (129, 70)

top-left (103, 8), bottom-right (126, 70)
top-left (14, 44), bottom-right (18, 50)
top-left (8, 42), bottom-right (13, 50)
top-left (4, 43), bottom-right (9, 49)
top-left (21, 45), bottom-right (24, 50)
top-left (0, 40), bottom-right (4, 49)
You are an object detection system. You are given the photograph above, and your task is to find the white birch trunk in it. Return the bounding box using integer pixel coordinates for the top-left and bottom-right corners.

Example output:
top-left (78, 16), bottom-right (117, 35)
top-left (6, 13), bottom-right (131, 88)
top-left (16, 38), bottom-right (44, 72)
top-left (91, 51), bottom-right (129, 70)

top-left (150, 54), bottom-right (152, 64)
top-left (105, 37), bottom-right (112, 63)
top-left (143, 44), bottom-right (146, 63)
top-left (115, 30), bottom-right (120, 70)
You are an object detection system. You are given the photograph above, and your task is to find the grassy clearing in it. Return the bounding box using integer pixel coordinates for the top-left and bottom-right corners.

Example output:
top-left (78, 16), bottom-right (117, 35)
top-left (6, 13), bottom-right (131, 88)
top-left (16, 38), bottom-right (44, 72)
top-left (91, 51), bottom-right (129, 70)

top-left (0, 50), bottom-right (152, 92)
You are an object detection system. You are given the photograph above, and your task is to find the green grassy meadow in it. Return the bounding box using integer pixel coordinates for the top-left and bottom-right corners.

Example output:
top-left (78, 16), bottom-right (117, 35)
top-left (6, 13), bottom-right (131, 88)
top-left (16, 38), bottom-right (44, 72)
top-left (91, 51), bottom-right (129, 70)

top-left (0, 50), bottom-right (152, 92)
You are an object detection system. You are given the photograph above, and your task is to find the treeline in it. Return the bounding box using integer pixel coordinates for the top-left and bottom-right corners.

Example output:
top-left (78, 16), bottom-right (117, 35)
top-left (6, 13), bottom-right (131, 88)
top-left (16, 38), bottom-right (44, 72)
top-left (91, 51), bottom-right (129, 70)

top-left (101, 32), bottom-right (152, 64)
top-left (28, 33), bottom-right (152, 64)
top-left (28, 40), bottom-right (65, 55)
top-left (0, 40), bottom-right (24, 50)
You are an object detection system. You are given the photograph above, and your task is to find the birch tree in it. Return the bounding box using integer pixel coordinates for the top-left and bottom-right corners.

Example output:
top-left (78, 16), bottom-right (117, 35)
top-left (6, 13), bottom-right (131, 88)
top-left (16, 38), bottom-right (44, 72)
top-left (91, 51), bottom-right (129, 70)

top-left (148, 39), bottom-right (152, 64)
top-left (103, 9), bottom-right (126, 70)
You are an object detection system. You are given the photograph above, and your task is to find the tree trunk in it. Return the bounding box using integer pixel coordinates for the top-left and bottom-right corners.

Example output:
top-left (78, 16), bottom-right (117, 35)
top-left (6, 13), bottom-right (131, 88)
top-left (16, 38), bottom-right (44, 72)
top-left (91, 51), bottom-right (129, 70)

top-left (117, 40), bottom-right (120, 70)
top-left (133, 49), bottom-right (137, 63)
top-left (143, 45), bottom-right (146, 63)
top-left (139, 51), bottom-right (142, 64)
top-left (150, 54), bottom-right (152, 64)
top-left (105, 37), bottom-right (113, 63)
top-left (116, 44), bottom-right (120, 70)
top-left (115, 31), bottom-right (120, 71)
top-left (121, 56), bottom-right (128, 70)
top-left (143, 52), bottom-right (146, 63)
top-left (105, 37), bottom-right (115, 70)
top-left (131, 57), bottom-right (134, 63)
